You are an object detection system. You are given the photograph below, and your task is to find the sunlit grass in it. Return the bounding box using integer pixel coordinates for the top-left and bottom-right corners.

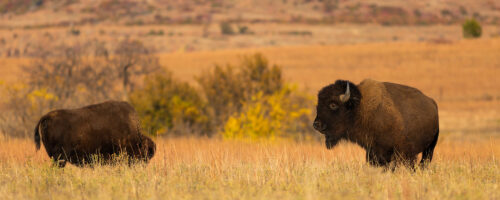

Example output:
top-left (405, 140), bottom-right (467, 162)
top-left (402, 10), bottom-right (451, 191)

top-left (0, 135), bottom-right (498, 199)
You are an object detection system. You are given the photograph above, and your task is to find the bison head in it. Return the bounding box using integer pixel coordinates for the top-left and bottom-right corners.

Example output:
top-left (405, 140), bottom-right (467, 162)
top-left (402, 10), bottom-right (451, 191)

top-left (314, 80), bottom-right (361, 149)
top-left (140, 136), bottom-right (156, 161)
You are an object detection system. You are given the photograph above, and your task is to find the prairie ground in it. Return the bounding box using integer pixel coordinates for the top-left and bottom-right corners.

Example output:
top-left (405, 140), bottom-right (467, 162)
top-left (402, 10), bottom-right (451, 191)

top-left (1, 24), bottom-right (500, 56)
top-left (0, 135), bottom-right (498, 200)
top-left (0, 23), bottom-right (499, 199)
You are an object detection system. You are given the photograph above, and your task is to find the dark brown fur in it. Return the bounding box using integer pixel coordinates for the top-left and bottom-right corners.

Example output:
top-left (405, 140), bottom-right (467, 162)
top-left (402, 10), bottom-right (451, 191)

top-left (314, 79), bottom-right (439, 169)
top-left (34, 101), bottom-right (156, 167)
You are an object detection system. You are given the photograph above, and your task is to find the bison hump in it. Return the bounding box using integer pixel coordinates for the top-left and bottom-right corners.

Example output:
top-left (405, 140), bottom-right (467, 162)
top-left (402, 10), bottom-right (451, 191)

top-left (357, 79), bottom-right (404, 130)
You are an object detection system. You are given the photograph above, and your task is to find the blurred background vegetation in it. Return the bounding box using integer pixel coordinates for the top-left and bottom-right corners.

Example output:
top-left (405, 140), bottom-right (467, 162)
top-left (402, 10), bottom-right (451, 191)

top-left (0, 41), bottom-right (316, 141)
top-left (0, 0), bottom-right (497, 141)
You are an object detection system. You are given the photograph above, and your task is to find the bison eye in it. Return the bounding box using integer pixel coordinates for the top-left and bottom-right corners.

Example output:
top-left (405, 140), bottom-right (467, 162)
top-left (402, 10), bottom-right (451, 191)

top-left (329, 103), bottom-right (338, 110)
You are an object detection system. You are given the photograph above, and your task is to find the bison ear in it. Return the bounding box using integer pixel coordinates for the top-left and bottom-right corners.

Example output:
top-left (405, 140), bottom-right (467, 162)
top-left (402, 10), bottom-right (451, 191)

top-left (343, 82), bottom-right (361, 110)
top-left (346, 97), bottom-right (360, 110)
top-left (334, 80), bottom-right (361, 110)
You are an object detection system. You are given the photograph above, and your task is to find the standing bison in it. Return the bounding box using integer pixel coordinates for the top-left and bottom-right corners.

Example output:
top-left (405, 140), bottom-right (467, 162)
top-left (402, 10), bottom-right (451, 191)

top-left (34, 101), bottom-right (156, 167)
top-left (313, 79), bottom-right (439, 169)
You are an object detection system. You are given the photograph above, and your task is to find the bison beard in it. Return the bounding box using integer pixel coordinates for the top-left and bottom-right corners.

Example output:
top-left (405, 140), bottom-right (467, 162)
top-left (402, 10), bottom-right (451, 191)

top-left (34, 101), bottom-right (156, 167)
top-left (325, 135), bottom-right (341, 149)
top-left (314, 79), bottom-right (439, 169)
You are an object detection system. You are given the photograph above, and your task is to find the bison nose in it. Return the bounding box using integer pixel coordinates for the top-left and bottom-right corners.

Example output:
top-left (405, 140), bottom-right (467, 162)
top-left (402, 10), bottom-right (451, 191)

top-left (313, 120), bottom-right (326, 132)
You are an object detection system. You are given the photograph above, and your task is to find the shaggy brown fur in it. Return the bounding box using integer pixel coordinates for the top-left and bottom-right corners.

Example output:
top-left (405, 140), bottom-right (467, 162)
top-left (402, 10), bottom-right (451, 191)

top-left (314, 79), bottom-right (439, 169)
top-left (34, 101), bottom-right (156, 167)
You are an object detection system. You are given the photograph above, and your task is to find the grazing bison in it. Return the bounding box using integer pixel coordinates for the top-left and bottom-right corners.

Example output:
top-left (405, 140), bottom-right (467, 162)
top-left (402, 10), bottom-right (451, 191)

top-left (34, 101), bottom-right (156, 167)
top-left (313, 79), bottom-right (439, 169)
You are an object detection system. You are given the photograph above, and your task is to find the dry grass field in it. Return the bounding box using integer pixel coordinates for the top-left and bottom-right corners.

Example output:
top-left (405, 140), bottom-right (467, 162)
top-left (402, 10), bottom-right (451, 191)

top-left (0, 135), bottom-right (498, 199)
top-left (1, 24), bottom-right (500, 55)
top-left (0, 21), bottom-right (499, 200)
top-left (0, 0), bottom-right (499, 199)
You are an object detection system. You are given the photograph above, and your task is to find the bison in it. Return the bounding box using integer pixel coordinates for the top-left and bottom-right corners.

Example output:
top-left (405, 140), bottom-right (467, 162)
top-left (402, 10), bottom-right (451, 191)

top-left (34, 101), bottom-right (156, 167)
top-left (313, 79), bottom-right (439, 169)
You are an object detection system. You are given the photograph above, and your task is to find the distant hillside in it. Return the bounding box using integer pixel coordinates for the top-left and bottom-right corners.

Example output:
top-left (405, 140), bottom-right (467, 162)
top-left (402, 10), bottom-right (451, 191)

top-left (1, 0), bottom-right (499, 28)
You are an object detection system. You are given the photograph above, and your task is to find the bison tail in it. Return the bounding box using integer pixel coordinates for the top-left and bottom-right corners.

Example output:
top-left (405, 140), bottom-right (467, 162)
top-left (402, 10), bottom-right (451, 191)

top-left (420, 127), bottom-right (439, 166)
top-left (34, 117), bottom-right (47, 151)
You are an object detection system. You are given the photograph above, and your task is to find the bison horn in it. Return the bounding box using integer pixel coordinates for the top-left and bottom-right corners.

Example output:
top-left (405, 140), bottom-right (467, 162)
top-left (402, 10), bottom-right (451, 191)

top-left (340, 83), bottom-right (350, 103)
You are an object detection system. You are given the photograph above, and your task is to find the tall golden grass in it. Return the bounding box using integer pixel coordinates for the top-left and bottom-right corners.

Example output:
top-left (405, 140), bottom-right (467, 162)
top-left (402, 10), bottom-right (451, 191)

top-left (0, 37), bottom-right (498, 199)
top-left (0, 134), bottom-right (498, 199)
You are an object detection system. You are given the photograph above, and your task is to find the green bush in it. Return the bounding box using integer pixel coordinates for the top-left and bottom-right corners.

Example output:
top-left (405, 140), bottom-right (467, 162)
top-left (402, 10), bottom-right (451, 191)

top-left (220, 22), bottom-right (234, 35)
top-left (238, 25), bottom-right (249, 34)
top-left (462, 18), bottom-right (482, 38)
top-left (129, 70), bottom-right (209, 136)
top-left (197, 53), bottom-right (317, 141)
top-left (196, 65), bottom-right (245, 127)
top-left (197, 54), bottom-right (284, 132)
top-left (239, 53), bottom-right (283, 97)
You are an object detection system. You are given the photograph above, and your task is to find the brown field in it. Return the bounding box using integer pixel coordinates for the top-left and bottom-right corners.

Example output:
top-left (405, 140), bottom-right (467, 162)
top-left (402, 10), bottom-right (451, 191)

top-left (1, 24), bottom-right (500, 55)
top-left (1, 14), bottom-right (499, 198)
top-left (1, 0), bottom-right (499, 28)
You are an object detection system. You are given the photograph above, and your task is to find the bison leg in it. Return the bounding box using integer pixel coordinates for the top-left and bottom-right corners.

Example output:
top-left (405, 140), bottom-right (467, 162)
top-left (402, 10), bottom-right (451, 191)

top-left (378, 149), bottom-right (395, 170)
top-left (55, 159), bottom-right (67, 168)
top-left (420, 129), bottom-right (439, 168)
top-left (50, 155), bottom-right (67, 168)
top-left (409, 156), bottom-right (418, 171)
top-left (395, 155), bottom-right (418, 171)
top-left (385, 151), bottom-right (417, 171)
top-left (48, 148), bottom-right (68, 168)
top-left (366, 148), bottom-right (393, 168)
top-left (366, 149), bottom-right (380, 166)
top-left (68, 151), bottom-right (90, 167)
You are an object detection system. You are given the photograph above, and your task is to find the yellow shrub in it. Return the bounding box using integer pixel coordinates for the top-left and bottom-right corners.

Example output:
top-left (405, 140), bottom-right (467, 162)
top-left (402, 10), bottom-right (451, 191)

top-left (222, 85), bottom-right (315, 141)
top-left (0, 83), bottom-right (59, 137)
top-left (27, 88), bottom-right (58, 111)
top-left (129, 71), bottom-right (209, 136)
top-left (2, 83), bottom-right (57, 111)
top-left (196, 53), bottom-right (283, 131)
